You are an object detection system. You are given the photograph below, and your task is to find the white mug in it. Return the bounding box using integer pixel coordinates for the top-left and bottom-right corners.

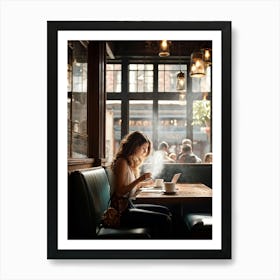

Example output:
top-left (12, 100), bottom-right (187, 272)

top-left (164, 182), bottom-right (175, 193)
top-left (155, 178), bottom-right (164, 187)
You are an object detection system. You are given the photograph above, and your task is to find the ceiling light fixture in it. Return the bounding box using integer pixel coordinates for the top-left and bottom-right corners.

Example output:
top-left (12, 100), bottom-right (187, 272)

top-left (176, 71), bottom-right (186, 91)
top-left (159, 40), bottom-right (170, 57)
top-left (189, 50), bottom-right (206, 78)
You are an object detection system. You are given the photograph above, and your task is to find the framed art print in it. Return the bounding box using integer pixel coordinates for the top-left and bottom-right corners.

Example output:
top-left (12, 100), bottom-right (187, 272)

top-left (47, 21), bottom-right (231, 259)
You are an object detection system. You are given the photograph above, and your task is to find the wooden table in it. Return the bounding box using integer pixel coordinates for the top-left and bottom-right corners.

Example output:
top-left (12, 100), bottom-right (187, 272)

top-left (135, 183), bottom-right (212, 204)
top-left (134, 183), bottom-right (212, 217)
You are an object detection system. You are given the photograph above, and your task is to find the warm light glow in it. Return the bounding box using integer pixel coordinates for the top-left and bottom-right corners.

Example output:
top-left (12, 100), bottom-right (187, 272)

top-left (203, 92), bottom-right (208, 100)
top-left (161, 40), bottom-right (168, 51)
top-left (204, 49), bottom-right (210, 60)
top-left (191, 64), bottom-right (196, 72)
top-left (203, 48), bottom-right (212, 65)
top-left (195, 60), bottom-right (202, 67)
top-left (190, 51), bottom-right (206, 78)
top-left (179, 93), bottom-right (185, 99)
top-left (159, 40), bottom-right (170, 57)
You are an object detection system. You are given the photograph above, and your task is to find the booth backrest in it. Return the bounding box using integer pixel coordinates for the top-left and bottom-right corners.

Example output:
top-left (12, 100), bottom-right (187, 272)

top-left (141, 163), bottom-right (212, 188)
top-left (68, 167), bottom-right (111, 239)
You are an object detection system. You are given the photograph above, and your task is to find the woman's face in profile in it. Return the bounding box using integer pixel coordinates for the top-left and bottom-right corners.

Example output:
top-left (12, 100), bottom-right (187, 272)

top-left (135, 142), bottom-right (149, 159)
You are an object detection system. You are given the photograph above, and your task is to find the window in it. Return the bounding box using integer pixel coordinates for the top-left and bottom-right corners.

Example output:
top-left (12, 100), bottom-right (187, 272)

top-left (106, 64), bottom-right (122, 92)
top-left (68, 41), bottom-right (88, 158)
top-left (106, 61), bottom-right (211, 163)
top-left (106, 101), bottom-right (121, 162)
top-left (158, 64), bottom-right (187, 92)
top-left (158, 100), bottom-right (187, 154)
top-left (129, 100), bottom-right (153, 140)
top-left (192, 100), bottom-right (211, 159)
top-left (192, 65), bottom-right (211, 93)
top-left (129, 64), bottom-right (153, 92)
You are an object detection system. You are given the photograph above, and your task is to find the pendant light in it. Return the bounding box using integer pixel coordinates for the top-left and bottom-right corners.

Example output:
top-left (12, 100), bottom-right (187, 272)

top-left (189, 50), bottom-right (206, 78)
top-left (176, 42), bottom-right (186, 91)
top-left (176, 71), bottom-right (186, 91)
top-left (159, 40), bottom-right (170, 57)
top-left (203, 48), bottom-right (212, 66)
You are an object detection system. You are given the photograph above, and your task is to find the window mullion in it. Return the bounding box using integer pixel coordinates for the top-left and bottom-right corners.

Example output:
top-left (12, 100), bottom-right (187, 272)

top-left (121, 58), bottom-right (129, 139)
top-left (153, 63), bottom-right (159, 147)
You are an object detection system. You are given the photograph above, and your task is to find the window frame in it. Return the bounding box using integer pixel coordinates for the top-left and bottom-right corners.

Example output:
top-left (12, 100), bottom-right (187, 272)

top-left (106, 58), bottom-right (212, 153)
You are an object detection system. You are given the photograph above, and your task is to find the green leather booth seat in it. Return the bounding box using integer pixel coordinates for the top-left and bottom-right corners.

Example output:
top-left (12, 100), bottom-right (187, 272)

top-left (184, 213), bottom-right (212, 239)
top-left (68, 167), bottom-right (150, 239)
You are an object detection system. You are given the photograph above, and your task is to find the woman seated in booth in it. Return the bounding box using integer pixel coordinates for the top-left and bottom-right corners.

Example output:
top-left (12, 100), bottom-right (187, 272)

top-left (109, 131), bottom-right (172, 238)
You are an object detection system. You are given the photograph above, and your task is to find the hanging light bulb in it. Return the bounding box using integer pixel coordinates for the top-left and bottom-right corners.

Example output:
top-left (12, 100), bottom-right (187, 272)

top-left (159, 40), bottom-right (170, 57)
top-left (203, 48), bottom-right (212, 66)
top-left (176, 71), bottom-right (186, 91)
top-left (189, 50), bottom-right (206, 78)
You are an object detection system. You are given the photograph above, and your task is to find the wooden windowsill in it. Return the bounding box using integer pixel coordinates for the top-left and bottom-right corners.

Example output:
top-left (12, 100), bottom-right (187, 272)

top-left (68, 158), bottom-right (95, 172)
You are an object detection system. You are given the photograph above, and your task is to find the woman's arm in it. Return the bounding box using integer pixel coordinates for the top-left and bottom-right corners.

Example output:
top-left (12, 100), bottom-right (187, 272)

top-left (114, 158), bottom-right (152, 196)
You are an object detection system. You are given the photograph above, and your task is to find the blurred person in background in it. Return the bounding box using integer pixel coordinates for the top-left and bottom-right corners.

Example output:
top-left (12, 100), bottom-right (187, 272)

top-left (177, 144), bottom-right (202, 163)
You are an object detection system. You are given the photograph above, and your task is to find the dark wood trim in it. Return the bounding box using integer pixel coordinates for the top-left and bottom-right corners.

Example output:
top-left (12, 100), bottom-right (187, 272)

top-left (87, 42), bottom-right (106, 165)
top-left (121, 58), bottom-right (129, 139)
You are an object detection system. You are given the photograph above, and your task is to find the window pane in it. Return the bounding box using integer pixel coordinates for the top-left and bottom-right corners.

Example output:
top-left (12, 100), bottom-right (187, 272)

top-left (192, 100), bottom-right (211, 159)
top-left (158, 71), bottom-right (164, 92)
top-left (146, 64), bottom-right (153, 70)
top-left (129, 64), bottom-right (153, 92)
top-left (158, 64), bottom-right (187, 92)
top-left (72, 62), bottom-right (87, 92)
top-left (106, 101), bottom-right (122, 162)
top-left (129, 64), bottom-right (137, 70)
top-left (192, 65), bottom-right (211, 93)
top-left (158, 100), bottom-right (187, 154)
top-left (106, 64), bottom-right (122, 92)
top-left (68, 41), bottom-right (88, 158)
top-left (69, 92), bottom-right (88, 158)
top-left (129, 101), bottom-right (153, 141)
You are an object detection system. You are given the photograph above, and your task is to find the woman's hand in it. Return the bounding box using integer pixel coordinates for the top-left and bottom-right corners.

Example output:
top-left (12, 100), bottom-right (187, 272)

top-left (137, 172), bottom-right (154, 188)
top-left (139, 172), bottom-right (152, 182)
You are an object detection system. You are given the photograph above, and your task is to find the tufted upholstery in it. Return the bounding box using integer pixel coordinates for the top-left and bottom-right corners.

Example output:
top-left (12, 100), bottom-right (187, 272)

top-left (68, 167), bottom-right (150, 239)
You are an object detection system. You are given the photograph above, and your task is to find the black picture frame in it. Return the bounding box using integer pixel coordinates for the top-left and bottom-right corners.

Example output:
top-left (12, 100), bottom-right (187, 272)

top-left (47, 21), bottom-right (231, 259)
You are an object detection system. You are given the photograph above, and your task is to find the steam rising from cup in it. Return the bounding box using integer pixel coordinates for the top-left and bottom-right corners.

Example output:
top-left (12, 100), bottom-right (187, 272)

top-left (142, 151), bottom-right (165, 178)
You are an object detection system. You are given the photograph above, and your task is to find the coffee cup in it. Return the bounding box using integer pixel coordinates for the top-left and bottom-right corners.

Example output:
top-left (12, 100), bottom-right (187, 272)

top-left (164, 182), bottom-right (175, 193)
top-left (155, 178), bottom-right (164, 187)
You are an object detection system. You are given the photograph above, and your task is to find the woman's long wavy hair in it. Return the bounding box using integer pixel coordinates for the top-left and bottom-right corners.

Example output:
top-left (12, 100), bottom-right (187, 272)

top-left (111, 131), bottom-right (152, 177)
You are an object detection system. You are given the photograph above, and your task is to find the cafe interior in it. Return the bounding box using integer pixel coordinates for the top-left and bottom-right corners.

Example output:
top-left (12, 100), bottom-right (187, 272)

top-left (67, 39), bottom-right (213, 240)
